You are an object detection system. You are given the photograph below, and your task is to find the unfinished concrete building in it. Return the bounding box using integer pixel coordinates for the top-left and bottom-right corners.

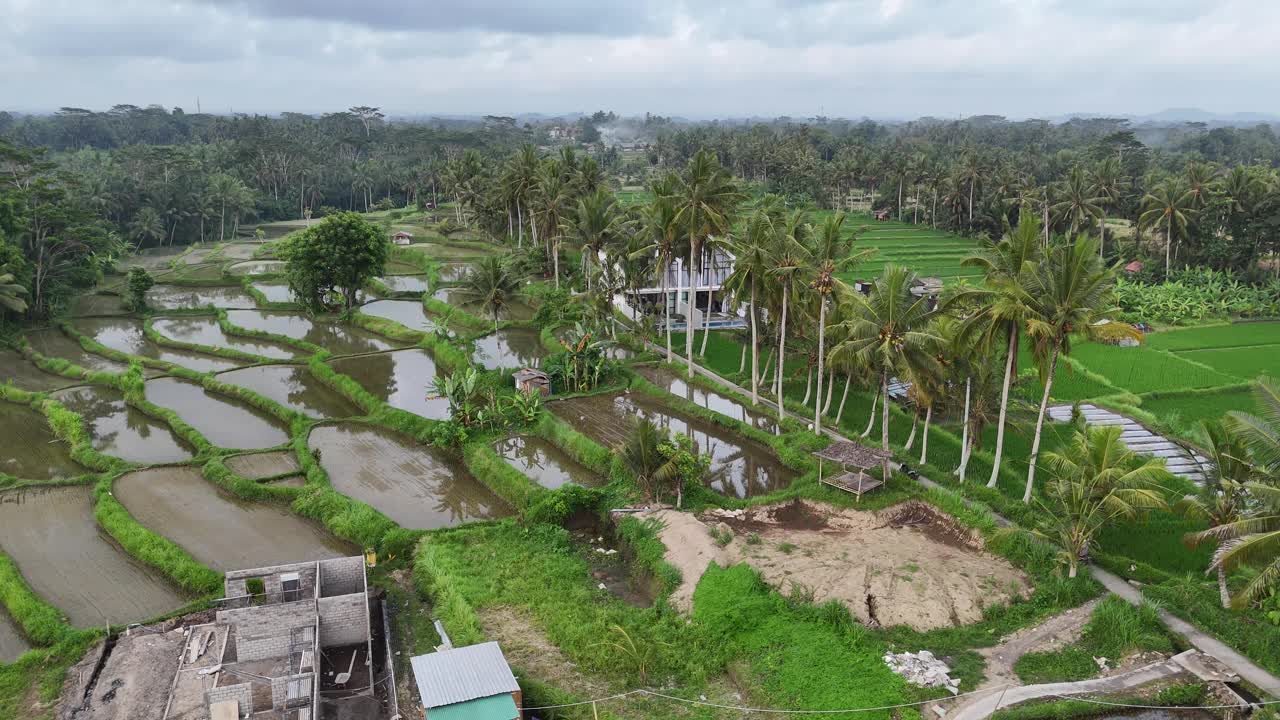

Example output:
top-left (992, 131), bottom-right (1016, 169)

top-left (163, 557), bottom-right (374, 720)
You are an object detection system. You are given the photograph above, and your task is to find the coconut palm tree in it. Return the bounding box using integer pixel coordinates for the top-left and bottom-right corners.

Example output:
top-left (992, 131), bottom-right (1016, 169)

top-left (808, 212), bottom-right (871, 434)
top-left (1051, 166), bottom-right (1105, 240)
top-left (958, 212), bottom-right (1043, 488)
top-left (1032, 425), bottom-right (1168, 578)
top-left (0, 269), bottom-right (28, 314)
top-left (1198, 482), bottom-right (1280, 609)
top-left (456, 255), bottom-right (522, 329)
top-left (1019, 234), bottom-right (1118, 503)
top-left (633, 184), bottom-right (682, 362)
top-left (830, 265), bottom-right (943, 482)
top-left (128, 206), bottom-right (166, 250)
top-left (722, 207), bottom-right (777, 405)
top-left (1089, 157), bottom-right (1129, 259)
top-left (533, 161), bottom-right (573, 288)
top-left (671, 149), bottom-right (743, 378)
top-left (1225, 377), bottom-right (1280, 482)
top-left (1139, 179), bottom-right (1195, 276)
top-left (1178, 421), bottom-right (1254, 608)
top-left (619, 418), bottom-right (678, 504)
top-left (563, 188), bottom-right (624, 292)
top-left (767, 210), bottom-right (811, 423)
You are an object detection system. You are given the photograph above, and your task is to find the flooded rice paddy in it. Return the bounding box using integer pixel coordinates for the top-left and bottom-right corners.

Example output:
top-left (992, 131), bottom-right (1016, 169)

top-left (0, 348), bottom-right (74, 392)
top-left (0, 403), bottom-right (83, 480)
top-left (328, 349), bottom-right (448, 419)
top-left (25, 327), bottom-right (131, 375)
top-left (473, 328), bottom-right (545, 369)
top-left (73, 317), bottom-right (242, 372)
top-left (144, 378), bottom-right (290, 449)
top-left (379, 274), bottom-right (431, 293)
top-left (71, 293), bottom-right (128, 316)
top-left (216, 365), bottom-right (360, 418)
top-left (52, 386), bottom-right (195, 464)
top-left (493, 436), bottom-right (600, 490)
top-left (227, 260), bottom-right (286, 275)
top-left (151, 316), bottom-right (300, 359)
top-left (225, 451), bottom-right (301, 479)
top-left (225, 310), bottom-right (401, 356)
top-left (116, 245), bottom-right (185, 271)
top-left (551, 393), bottom-right (796, 498)
top-left (635, 366), bottom-right (779, 434)
top-left (0, 487), bottom-right (188, 627)
top-left (432, 288), bottom-right (535, 321)
top-left (358, 299), bottom-right (439, 333)
top-left (145, 284), bottom-right (256, 310)
top-left (436, 263), bottom-right (469, 283)
top-left (114, 467), bottom-right (353, 570)
top-left (251, 280), bottom-right (297, 303)
top-left (308, 424), bottom-right (512, 529)
top-left (218, 243), bottom-right (259, 260)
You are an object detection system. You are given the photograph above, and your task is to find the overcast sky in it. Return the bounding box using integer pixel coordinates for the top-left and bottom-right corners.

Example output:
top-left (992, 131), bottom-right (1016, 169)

top-left (2, 0), bottom-right (1277, 119)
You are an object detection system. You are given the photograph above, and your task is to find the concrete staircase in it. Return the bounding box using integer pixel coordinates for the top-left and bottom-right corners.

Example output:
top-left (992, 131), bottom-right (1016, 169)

top-left (1048, 403), bottom-right (1211, 484)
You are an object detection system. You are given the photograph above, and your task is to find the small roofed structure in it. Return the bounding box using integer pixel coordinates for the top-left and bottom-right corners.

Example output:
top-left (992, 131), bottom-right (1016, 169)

top-left (814, 441), bottom-right (893, 501)
top-left (410, 642), bottom-right (522, 720)
top-left (874, 209), bottom-right (891, 221)
top-left (513, 368), bottom-right (551, 397)
top-left (392, 230), bottom-right (413, 246)
top-left (1123, 260), bottom-right (1144, 274)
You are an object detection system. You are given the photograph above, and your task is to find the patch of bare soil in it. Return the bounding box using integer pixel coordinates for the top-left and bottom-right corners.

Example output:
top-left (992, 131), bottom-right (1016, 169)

top-left (974, 598), bottom-right (1101, 692)
top-left (477, 606), bottom-right (608, 699)
top-left (644, 500), bottom-right (1030, 631)
top-left (58, 630), bottom-right (184, 720)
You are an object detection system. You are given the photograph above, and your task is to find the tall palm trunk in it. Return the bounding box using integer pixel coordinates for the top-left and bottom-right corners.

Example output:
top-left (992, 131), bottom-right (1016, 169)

top-left (686, 245), bottom-right (697, 378)
top-left (836, 374), bottom-right (852, 424)
top-left (219, 201), bottom-right (227, 242)
top-left (663, 268), bottom-right (673, 362)
top-left (516, 199), bottom-right (523, 248)
top-left (822, 370), bottom-right (835, 414)
top-left (1098, 214), bottom-right (1106, 259)
top-left (862, 388), bottom-right (878, 438)
top-left (931, 188), bottom-right (938, 228)
top-left (880, 371), bottom-right (891, 482)
top-left (738, 343), bottom-right (747, 373)
top-left (904, 413), bottom-right (919, 450)
top-left (1024, 344), bottom-right (1061, 503)
top-left (759, 348), bottom-right (773, 390)
top-left (987, 326), bottom-right (1018, 489)
top-left (1218, 567), bottom-right (1231, 609)
top-left (552, 236), bottom-right (561, 289)
top-left (1165, 221), bottom-right (1172, 276)
top-left (897, 178), bottom-right (904, 221)
top-left (802, 367), bottom-right (813, 405)
top-left (918, 405), bottom-right (932, 465)
top-left (968, 179), bottom-right (975, 228)
top-left (955, 376), bottom-right (972, 479)
top-left (776, 286), bottom-right (788, 423)
top-left (699, 292), bottom-right (713, 356)
top-left (814, 298), bottom-right (826, 434)
top-left (749, 281), bottom-right (759, 405)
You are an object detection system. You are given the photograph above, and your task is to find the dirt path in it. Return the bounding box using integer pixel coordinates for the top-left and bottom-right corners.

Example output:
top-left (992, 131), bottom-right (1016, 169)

top-left (972, 598), bottom-right (1101, 692)
top-left (635, 509), bottom-right (728, 613)
top-left (478, 606), bottom-right (609, 699)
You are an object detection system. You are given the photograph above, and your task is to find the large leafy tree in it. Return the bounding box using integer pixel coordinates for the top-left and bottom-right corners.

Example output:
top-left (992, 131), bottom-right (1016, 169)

top-left (1051, 166), bottom-right (1105, 239)
top-left (282, 211), bottom-right (388, 312)
top-left (1177, 421), bottom-right (1254, 608)
top-left (1139, 179), bottom-right (1195, 275)
top-left (563, 188), bottom-right (625, 291)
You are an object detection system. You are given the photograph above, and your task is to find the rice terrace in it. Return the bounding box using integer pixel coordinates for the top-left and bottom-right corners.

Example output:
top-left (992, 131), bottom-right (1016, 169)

top-left (4, 102), bottom-right (1280, 720)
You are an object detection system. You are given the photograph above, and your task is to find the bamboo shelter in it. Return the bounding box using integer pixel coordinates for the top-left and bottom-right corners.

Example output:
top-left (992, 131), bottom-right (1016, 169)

top-left (814, 441), bottom-right (893, 501)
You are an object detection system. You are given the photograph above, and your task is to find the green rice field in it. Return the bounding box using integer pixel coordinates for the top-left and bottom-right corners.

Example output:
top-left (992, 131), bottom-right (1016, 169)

top-left (840, 216), bottom-right (982, 284)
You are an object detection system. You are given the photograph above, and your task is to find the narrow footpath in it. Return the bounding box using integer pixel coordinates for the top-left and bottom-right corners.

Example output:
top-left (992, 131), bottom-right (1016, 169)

top-left (650, 347), bottom-right (1280, 702)
top-left (1048, 403), bottom-right (1211, 484)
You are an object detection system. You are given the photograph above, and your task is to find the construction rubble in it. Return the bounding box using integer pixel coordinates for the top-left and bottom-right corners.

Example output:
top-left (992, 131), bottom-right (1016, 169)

top-left (883, 651), bottom-right (961, 695)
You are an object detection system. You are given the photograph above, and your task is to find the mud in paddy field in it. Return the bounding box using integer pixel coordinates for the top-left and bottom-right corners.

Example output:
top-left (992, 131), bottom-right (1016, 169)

top-left (643, 500), bottom-right (1029, 629)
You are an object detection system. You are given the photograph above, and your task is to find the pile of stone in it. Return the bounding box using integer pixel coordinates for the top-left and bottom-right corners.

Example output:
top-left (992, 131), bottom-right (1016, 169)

top-left (883, 651), bottom-right (961, 695)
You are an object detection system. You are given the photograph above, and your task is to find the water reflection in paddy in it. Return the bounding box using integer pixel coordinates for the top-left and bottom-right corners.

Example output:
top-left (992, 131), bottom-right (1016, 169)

top-left (216, 365), bottom-right (360, 419)
top-left (0, 487), bottom-right (188, 627)
top-left (0, 403), bottom-right (83, 480)
top-left (308, 424), bottom-right (512, 529)
top-left (251, 281), bottom-right (297, 304)
top-left (146, 284), bottom-right (256, 310)
top-left (551, 392), bottom-right (795, 498)
top-left (494, 436), bottom-right (599, 489)
top-left (432, 287), bottom-right (535, 321)
top-left (152, 316), bottom-right (300, 359)
top-left (227, 260), bottom-right (286, 275)
top-left (0, 608), bottom-right (27, 663)
top-left (359, 299), bottom-right (439, 333)
top-left (379, 275), bottom-right (431, 293)
top-left (436, 263), bottom-right (469, 283)
top-left (635, 365), bottom-right (779, 434)
top-left (328, 349), bottom-right (448, 419)
top-left (53, 385), bottom-right (194, 463)
top-left (0, 348), bottom-right (74, 392)
top-left (25, 327), bottom-right (131, 375)
top-left (225, 310), bottom-right (401, 356)
top-left (144, 377), bottom-right (290, 449)
top-left (115, 466), bottom-right (353, 570)
top-left (473, 328), bottom-right (545, 369)
top-left (73, 317), bottom-right (242, 372)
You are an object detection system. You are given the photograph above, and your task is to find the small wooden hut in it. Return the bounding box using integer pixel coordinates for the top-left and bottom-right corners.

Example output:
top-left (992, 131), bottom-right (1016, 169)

top-left (392, 230), bottom-right (413, 246)
top-left (814, 441), bottom-right (893, 501)
top-left (513, 368), bottom-right (551, 397)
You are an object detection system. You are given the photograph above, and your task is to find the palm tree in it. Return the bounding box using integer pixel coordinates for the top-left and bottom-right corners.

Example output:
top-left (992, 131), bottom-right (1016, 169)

top-left (619, 418), bottom-right (679, 504)
top-left (0, 269), bottom-right (28, 314)
top-left (1139, 179), bottom-right (1195, 275)
top-left (767, 210), bottom-right (811, 423)
top-left (533, 162), bottom-right (573, 288)
top-left (128, 206), bottom-right (166, 250)
top-left (671, 149), bottom-right (743, 378)
top-left (1031, 425), bottom-right (1168, 578)
top-left (830, 265), bottom-right (942, 482)
top-left (563, 188), bottom-right (624, 291)
top-left (1225, 377), bottom-right (1280, 482)
top-left (1198, 482), bottom-right (1280, 609)
top-left (1178, 421), bottom-right (1254, 608)
top-left (1019, 234), bottom-right (1117, 503)
top-left (1051, 166), bottom-right (1105, 240)
top-left (633, 183), bottom-right (682, 362)
top-left (456, 256), bottom-right (522, 329)
top-left (722, 207), bottom-right (777, 406)
top-left (808, 212), bottom-right (870, 434)
top-left (1089, 157), bottom-right (1128, 259)
top-left (1184, 161), bottom-right (1218, 211)
top-left (958, 212), bottom-right (1043, 488)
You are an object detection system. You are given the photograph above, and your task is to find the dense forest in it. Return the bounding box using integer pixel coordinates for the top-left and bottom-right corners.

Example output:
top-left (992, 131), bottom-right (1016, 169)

top-left (1, 105), bottom-right (1278, 323)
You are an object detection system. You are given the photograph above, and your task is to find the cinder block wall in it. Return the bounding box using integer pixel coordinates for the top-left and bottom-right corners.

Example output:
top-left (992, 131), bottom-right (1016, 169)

top-left (224, 563), bottom-right (318, 599)
top-left (218, 602), bottom-right (317, 662)
top-left (319, 557), bottom-right (364, 597)
top-left (206, 683), bottom-right (253, 714)
top-left (271, 672), bottom-right (315, 709)
top-left (318, 594), bottom-right (369, 648)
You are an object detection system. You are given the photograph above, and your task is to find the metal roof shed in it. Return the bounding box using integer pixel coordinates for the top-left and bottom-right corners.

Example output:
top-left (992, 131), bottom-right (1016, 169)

top-left (411, 642), bottom-right (521, 720)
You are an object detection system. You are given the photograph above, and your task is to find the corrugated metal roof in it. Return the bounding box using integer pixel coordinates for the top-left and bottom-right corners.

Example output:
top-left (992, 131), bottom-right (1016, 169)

top-left (428, 693), bottom-right (519, 720)
top-left (410, 642), bottom-right (520, 709)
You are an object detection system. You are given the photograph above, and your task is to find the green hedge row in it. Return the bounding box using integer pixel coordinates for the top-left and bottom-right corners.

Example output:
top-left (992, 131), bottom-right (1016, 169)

top-left (0, 553), bottom-right (75, 646)
top-left (461, 440), bottom-right (545, 511)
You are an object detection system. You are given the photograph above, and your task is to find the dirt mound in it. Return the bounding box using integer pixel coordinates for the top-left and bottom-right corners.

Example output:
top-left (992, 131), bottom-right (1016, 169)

top-left (644, 501), bottom-right (1030, 631)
